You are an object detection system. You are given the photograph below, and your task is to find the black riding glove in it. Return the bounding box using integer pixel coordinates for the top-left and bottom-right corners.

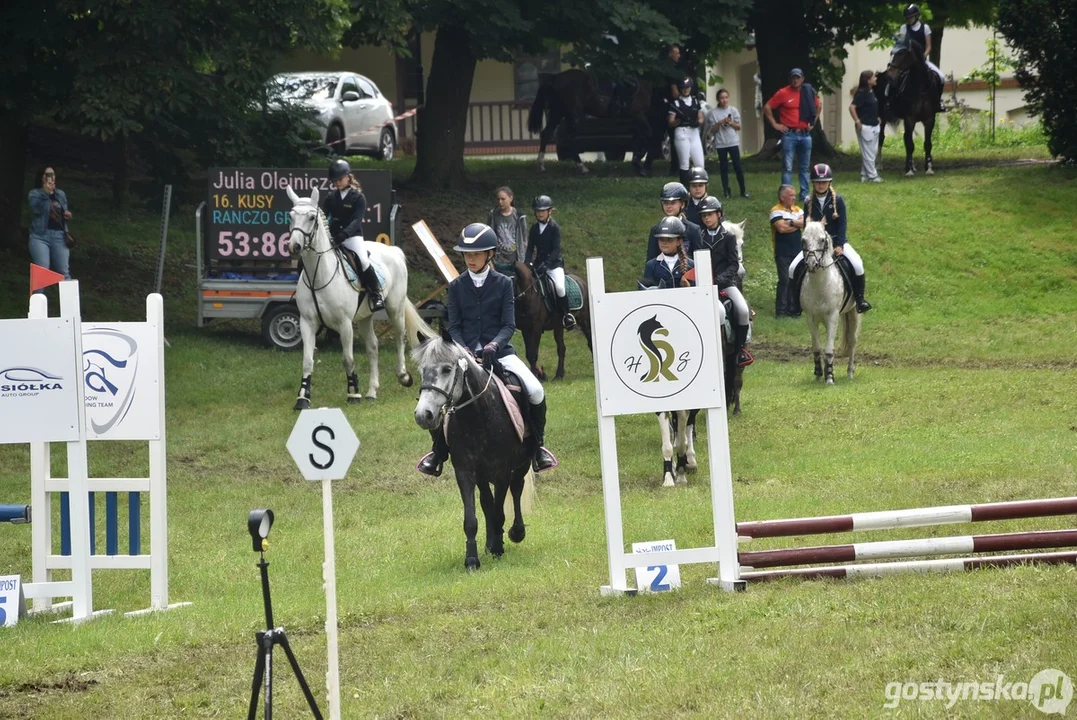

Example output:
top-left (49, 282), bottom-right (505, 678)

top-left (533, 263), bottom-right (547, 276)
top-left (333, 232), bottom-right (347, 245)
top-left (481, 342), bottom-right (499, 371)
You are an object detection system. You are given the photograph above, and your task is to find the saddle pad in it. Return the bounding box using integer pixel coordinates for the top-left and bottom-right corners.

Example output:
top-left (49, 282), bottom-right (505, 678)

top-left (342, 254), bottom-right (386, 293)
top-left (492, 374), bottom-right (527, 443)
top-left (539, 274), bottom-right (584, 313)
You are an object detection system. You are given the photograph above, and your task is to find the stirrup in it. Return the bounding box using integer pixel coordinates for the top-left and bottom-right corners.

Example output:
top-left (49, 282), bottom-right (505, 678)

top-left (856, 298), bottom-right (873, 314)
top-left (737, 349), bottom-right (754, 367)
top-left (369, 293), bottom-right (385, 312)
top-left (416, 452), bottom-right (444, 477)
top-left (562, 313), bottom-right (576, 330)
top-left (532, 447), bottom-right (559, 473)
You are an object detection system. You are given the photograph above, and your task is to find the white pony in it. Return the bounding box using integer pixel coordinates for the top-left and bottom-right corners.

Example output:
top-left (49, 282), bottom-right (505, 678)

top-left (286, 185), bottom-right (435, 409)
top-left (800, 221), bottom-right (861, 384)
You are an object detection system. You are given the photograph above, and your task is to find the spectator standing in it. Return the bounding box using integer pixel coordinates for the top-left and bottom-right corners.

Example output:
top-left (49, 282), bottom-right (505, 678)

top-left (706, 89), bottom-right (751, 199)
top-left (668, 78), bottom-right (706, 187)
top-left (849, 71), bottom-right (884, 183)
top-left (27, 166), bottom-right (73, 285)
top-left (486, 186), bottom-right (528, 277)
top-left (769, 184), bottom-right (804, 317)
top-left (763, 68), bottom-right (820, 202)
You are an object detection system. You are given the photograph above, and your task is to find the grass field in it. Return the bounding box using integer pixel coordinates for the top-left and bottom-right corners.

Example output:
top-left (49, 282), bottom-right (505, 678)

top-left (1, 151), bottom-right (1076, 719)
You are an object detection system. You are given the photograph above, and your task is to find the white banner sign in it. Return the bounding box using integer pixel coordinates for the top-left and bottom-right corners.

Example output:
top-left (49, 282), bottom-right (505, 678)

top-left (83, 324), bottom-right (161, 440)
top-left (592, 287), bottom-right (722, 416)
top-left (0, 318), bottom-right (81, 444)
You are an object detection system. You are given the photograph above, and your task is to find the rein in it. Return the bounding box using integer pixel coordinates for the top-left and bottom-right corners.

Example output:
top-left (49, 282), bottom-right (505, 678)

top-left (293, 208), bottom-right (361, 329)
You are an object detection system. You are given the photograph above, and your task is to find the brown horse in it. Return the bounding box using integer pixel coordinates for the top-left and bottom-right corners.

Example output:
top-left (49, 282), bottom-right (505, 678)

top-left (882, 39), bottom-right (940, 176)
top-left (527, 69), bottom-right (661, 175)
top-left (513, 262), bottom-right (592, 381)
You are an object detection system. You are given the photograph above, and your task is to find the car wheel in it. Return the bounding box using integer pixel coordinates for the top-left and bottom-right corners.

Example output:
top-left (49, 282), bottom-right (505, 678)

top-left (261, 304), bottom-right (303, 351)
top-left (326, 123), bottom-right (346, 155)
top-left (378, 128), bottom-right (395, 161)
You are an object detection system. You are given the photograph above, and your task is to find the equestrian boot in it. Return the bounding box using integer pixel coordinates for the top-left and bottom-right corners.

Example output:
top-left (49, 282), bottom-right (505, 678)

top-left (789, 262), bottom-right (807, 316)
top-left (734, 323), bottom-right (754, 367)
top-left (360, 264), bottom-right (385, 312)
top-left (529, 399), bottom-right (559, 473)
top-left (417, 428), bottom-right (450, 477)
top-left (557, 295), bottom-right (576, 330)
top-left (723, 187), bottom-right (732, 199)
top-left (852, 273), bottom-right (873, 313)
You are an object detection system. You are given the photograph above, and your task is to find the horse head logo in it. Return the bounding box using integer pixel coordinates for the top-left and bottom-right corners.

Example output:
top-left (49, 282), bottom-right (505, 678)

top-left (637, 314), bottom-right (678, 383)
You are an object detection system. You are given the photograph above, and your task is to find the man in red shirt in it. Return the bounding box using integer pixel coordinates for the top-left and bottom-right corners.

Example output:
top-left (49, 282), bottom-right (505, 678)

top-left (763, 68), bottom-right (821, 202)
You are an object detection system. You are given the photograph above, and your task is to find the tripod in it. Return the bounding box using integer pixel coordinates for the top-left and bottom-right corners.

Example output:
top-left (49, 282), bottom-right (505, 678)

top-left (247, 552), bottom-right (323, 720)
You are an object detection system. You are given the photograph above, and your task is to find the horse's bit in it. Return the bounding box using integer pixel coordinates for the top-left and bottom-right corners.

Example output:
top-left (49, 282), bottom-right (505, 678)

top-left (419, 357), bottom-right (494, 421)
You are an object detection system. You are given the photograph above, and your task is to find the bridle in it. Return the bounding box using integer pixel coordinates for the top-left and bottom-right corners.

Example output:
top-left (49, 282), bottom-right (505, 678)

top-left (803, 230), bottom-right (837, 270)
top-left (291, 206), bottom-right (343, 293)
top-left (419, 355), bottom-right (494, 421)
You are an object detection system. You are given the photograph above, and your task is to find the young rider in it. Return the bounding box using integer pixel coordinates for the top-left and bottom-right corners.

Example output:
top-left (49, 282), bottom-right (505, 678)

top-left (417, 223), bottom-right (558, 477)
top-left (898, 4), bottom-right (945, 112)
top-left (789, 164), bottom-right (873, 314)
top-left (646, 182), bottom-right (701, 261)
top-left (641, 216), bottom-right (694, 290)
top-left (696, 196), bottom-right (753, 367)
top-left (683, 167), bottom-right (709, 227)
top-left (525, 195), bottom-right (576, 330)
top-left (323, 159), bottom-right (383, 311)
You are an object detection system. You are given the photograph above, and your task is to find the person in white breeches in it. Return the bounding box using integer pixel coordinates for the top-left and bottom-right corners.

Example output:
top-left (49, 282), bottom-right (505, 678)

top-left (668, 77), bottom-right (705, 187)
top-left (525, 194), bottom-right (576, 330)
top-left (695, 195), bottom-right (754, 367)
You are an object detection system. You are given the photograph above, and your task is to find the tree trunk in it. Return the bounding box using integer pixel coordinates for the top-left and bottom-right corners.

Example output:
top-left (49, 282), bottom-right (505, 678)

top-left (929, 23), bottom-right (943, 69)
top-left (111, 133), bottom-right (129, 209)
top-left (751, 0), bottom-right (812, 154)
top-left (0, 116), bottom-right (29, 252)
top-left (408, 25), bottom-right (477, 189)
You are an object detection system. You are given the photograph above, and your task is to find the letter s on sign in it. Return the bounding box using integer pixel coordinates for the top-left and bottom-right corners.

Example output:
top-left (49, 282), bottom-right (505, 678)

top-left (309, 424), bottom-right (336, 470)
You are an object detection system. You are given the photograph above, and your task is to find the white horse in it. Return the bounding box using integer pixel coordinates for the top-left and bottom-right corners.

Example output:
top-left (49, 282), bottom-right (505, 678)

top-left (800, 221), bottom-right (861, 384)
top-left (658, 409), bottom-right (698, 487)
top-left (286, 185), bottom-right (435, 410)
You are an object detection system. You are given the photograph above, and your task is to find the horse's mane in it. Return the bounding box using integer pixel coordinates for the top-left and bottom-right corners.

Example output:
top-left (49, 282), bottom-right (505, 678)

top-left (292, 195), bottom-right (332, 242)
top-left (411, 337), bottom-right (474, 370)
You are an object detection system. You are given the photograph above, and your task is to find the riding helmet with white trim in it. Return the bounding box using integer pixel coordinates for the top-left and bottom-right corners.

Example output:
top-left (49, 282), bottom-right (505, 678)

top-left (677, 76), bottom-right (693, 90)
top-left (660, 182), bottom-right (689, 202)
top-left (654, 216), bottom-right (686, 238)
top-left (532, 195), bottom-right (553, 211)
top-left (454, 223), bottom-right (499, 252)
top-left (328, 159), bottom-right (351, 181)
top-left (904, 4), bottom-right (920, 19)
top-left (810, 163), bottom-right (834, 182)
top-left (687, 167), bottom-right (709, 185)
top-left (698, 196), bottom-right (723, 215)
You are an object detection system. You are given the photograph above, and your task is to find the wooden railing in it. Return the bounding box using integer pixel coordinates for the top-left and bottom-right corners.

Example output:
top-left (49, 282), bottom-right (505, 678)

top-left (397, 101), bottom-right (546, 153)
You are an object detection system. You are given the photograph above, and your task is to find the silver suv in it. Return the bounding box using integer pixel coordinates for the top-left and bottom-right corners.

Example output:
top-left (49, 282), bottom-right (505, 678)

top-left (269, 72), bottom-right (397, 160)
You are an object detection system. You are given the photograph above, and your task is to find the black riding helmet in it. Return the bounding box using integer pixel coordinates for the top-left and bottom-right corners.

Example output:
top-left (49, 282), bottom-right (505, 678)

top-left (698, 195), bottom-right (723, 216)
top-left (810, 163), bottom-right (834, 182)
top-left (677, 76), bottom-right (693, 91)
top-left (904, 3), bottom-right (920, 19)
top-left (532, 195), bottom-right (553, 211)
top-left (454, 223), bottom-right (499, 253)
top-left (687, 167), bottom-right (709, 186)
top-left (328, 159), bottom-right (351, 182)
top-left (654, 216), bottom-right (686, 239)
top-left (660, 182), bottom-right (689, 203)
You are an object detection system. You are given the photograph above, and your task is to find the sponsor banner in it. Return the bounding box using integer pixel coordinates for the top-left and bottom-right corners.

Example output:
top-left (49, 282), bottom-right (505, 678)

top-left (0, 318), bottom-right (80, 444)
top-left (593, 287), bottom-right (722, 416)
top-left (83, 323), bottom-right (161, 441)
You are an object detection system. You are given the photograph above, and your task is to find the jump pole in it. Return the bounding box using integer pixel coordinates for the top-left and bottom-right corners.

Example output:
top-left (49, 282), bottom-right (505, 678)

top-left (741, 551), bottom-right (1077, 582)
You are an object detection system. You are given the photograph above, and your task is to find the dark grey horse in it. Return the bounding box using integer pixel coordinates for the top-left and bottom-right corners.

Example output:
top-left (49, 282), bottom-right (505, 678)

top-left (412, 339), bottom-right (531, 570)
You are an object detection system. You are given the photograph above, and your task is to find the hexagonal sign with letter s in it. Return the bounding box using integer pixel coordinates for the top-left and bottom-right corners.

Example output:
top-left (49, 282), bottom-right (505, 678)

top-left (287, 408), bottom-right (360, 481)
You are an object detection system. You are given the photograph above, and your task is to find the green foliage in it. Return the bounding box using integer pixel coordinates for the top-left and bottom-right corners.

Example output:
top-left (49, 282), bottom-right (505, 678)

top-left (960, 32), bottom-right (1016, 104)
top-left (998, 0), bottom-right (1077, 164)
top-left (934, 109), bottom-right (1048, 149)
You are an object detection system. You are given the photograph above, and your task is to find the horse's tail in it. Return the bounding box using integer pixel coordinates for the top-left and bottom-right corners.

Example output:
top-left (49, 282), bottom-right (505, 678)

top-left (403, 299), bottom-right (438, 348)
top-left (528, 80), bottom-right (553, 134)
top-left (838, 308), bottom-right (861, 357)
top-left (504, 470), bottom-right (537, 517)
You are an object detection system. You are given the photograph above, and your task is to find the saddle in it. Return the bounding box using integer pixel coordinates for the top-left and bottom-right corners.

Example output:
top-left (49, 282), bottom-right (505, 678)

top-left (717, 292), bottom-right (754, 348)
top-left (590, 74), bottom-right (637, 118)
top-left (534, 272), bottom-right (584, 313)
top-left (338, 247), bottom-right (385, 296)
top-left (493, 366), bottom-right (529, 443)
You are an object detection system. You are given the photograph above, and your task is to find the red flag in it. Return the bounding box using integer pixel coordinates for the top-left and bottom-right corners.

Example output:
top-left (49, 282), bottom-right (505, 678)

top-left (30, 264), bottom-right (66, 294)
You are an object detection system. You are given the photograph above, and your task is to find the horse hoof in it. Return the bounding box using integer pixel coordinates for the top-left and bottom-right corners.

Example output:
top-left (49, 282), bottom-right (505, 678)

top-left (486, 544), bottom-right (504, 558)
top-left (905, 170), bottom-right (915, 177)
top-left (534, 366), bottom-right (547, 381)
top-left (925, 167), bottom-right (935, 176)
top-left (675, 470), bottom-right (688, 485)
top-left (536, 163), bottom-right (546, 173)
top-left (347, 395), bottom-right (362, 405)
top-left (553, 373), bottom-right (564, 381)
top-left (686, 459), bottom-right (698, 473)
top-left (294, 398), bottom-right (310, 411)
top-left (577, 164), bottom-right (589, 175)
top-left (826, 377), bottom-right (835, 386)
top-left (733, 407), bottom-right (742, 416)
top-left (662, 473), bottom-right (675, 488)
top-left (399, 372), bottom-right (413, 388)
top-left (508, 524), bottom-right (526, 544)
top-left (364, 394), bottom-right (377, 402)
top-left (465, 557), bottom-right (480, 571)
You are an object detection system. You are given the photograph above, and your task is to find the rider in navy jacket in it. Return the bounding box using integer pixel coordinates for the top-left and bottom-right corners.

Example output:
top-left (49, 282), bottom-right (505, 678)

top-left (647, 182), bottom-right (701, 261)
top-left (322, 159), bottom-right (383, 311)
top-left (642, 216), bottom-right (694, 289)
top-left (417, 222), bottom-right (558, 478)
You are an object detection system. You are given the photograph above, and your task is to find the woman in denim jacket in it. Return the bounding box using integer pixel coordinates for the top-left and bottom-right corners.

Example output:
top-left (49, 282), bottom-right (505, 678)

top-left (28, 166), bottom-right (72, 282)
